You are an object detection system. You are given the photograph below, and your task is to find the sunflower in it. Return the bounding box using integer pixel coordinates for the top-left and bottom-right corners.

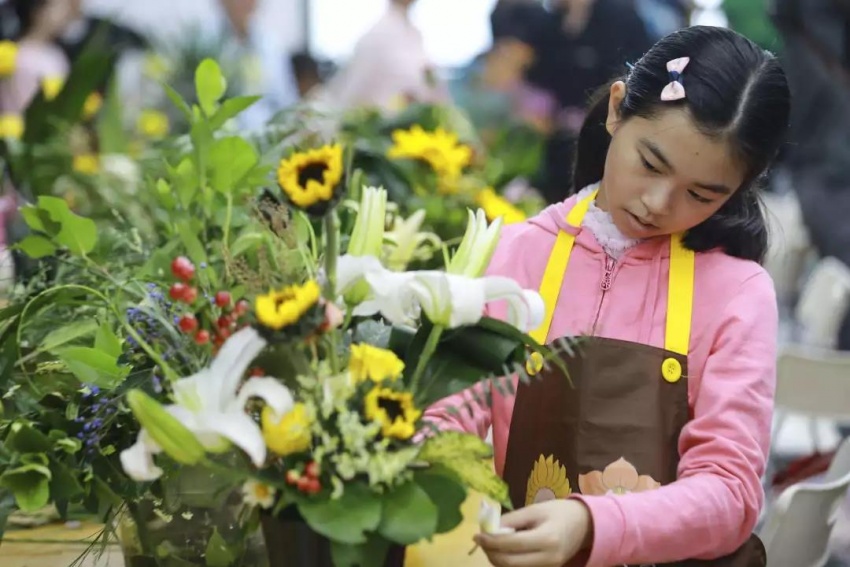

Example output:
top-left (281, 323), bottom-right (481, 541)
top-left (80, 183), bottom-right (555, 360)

top-left (41, 77), bottom-right (64, 101)
top-left (0, 114), bottom-right (23, 140)
top-left (364, 387), bottom-right (421, 440)
top-left (387, 125), bottom-right (472, 192)
top-left (349, 344), bottom-right (405, 384)
top-left (73, 154), bottom-right (100, 175)
top-left (0, 41), bottom-right (18, 77)
top-left (526, 454), bottom-right (571, 506)
top-left (476, 188), bottom-right (526, 225)
top-left (276, 144), bottom-right (344, 213)
top-left (255, 280), bottom-right (322, 332)
top-left (137, 110), bottom-right (170, 139)
top-left (261, 403), bottom-right (313, 456)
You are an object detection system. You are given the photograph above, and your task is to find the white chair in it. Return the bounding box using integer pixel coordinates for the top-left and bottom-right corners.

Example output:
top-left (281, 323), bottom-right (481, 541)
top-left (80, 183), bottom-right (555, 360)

top-left (795, 257), bottom-right (850, 350)
top-left (762, 191), bottom-right (814, 311)
top-left (760, 438), bottom-right (850, 567)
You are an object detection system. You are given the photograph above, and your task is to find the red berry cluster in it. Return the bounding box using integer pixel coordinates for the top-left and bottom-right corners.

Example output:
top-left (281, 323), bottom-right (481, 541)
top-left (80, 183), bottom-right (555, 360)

top-left (167, 256), bottom-right (251, 349)
top-left (286, 461), bottom-right (321, 495)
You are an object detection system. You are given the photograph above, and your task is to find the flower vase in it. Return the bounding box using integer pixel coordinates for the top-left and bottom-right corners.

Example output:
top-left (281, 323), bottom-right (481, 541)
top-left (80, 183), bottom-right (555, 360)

top-left (261, 507), bottom-right (405, 567)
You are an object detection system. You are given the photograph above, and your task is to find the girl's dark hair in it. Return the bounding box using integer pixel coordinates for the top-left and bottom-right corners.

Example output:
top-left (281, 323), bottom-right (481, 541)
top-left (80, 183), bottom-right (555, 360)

top-left (0, 0), bottom-right (50, 40)
top-left (572, 25), bottom-right (791, 263)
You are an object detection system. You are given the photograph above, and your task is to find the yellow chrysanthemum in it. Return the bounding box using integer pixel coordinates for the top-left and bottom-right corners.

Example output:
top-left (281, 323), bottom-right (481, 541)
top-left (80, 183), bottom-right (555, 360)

top-left (0, 114), bottom-right (24, 139)
top-left (475, 188), bottom-right (526, 225)
top-left (0, 41), bottom-right (18, 77)
top-left (137, 110), bottom-right (170, 139)
top-left (364, 387), bottom-right (421, 440)
top-left (387, 125), bottom-right (472, 190)
top-left (261, 403), bottom-right (313, 456)
top-left (83, 92), bottom-right (103, 119)
top-left (73, 154), bottom-right (100, 175)
top-left (42, 77), bottom-right (64, 101)
top-left (255, 280), bottom-right (321, 331)
top-left (526, 454), bottom-right (571, 506)
top-left (276, 144), bottom-right (344, 210)
top-left (349, 344), bottom-right (405, 384)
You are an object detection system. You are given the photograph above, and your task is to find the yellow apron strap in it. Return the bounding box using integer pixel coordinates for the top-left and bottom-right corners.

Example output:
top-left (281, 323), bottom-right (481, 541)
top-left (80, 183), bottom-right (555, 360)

top-left (529, 190), bottom-right (597, 344)
top-left (527, 189), bottom-right (695, 377)
top-left (664, 234), bottom-right (694, 356)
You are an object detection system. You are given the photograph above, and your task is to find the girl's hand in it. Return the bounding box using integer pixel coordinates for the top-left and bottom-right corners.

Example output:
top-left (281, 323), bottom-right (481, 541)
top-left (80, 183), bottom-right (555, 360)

top-left (473, 499), bottom-right (592, 567)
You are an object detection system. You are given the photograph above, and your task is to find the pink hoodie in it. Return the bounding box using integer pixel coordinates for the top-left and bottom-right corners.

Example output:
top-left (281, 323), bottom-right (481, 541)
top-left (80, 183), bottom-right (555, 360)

top-left (423, 194), bottom-right (777, 566)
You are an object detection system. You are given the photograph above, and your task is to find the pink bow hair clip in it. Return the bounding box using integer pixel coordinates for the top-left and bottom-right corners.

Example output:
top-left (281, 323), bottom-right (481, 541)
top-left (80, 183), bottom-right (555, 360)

top-left (660, 57), bottom-right (690, 101)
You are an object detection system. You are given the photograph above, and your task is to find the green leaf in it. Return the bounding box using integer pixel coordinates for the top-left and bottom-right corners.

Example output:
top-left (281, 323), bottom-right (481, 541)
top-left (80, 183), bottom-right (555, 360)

top-left (5, 423), bottom-right (52, 453)
top-left (418, 432), bottom-right (511, 509)
top-left (0, 462), bottom-right (52, 512)
top-left (41, 319), bottom-right (99, 353)
top-left (377, 480), bottom-right (438, 545)
top-left (209, 137), bottom-right (258, 194)
top-left (175, 221), bottom-right (218, 287)
top-left (229, 232), bottom-right (265, 258)
top-left (172, 157), bottom-right (199, 208)
top-left (414, 469), bottom-right (467, 534)
top-left (94, 324), bottom-right (123, 358)
top-left (55, 346), bottom-right (129, 388)
top-left (205, 527), bottom-right (236, 567)
top-left (195, 59), bottom-right (227, 116)
top-left (0, 490), bottom-right (16, 541)
top-left (162, 83), bottom-right (193, 122)
top-left (16, 235), bottom-right (56, 258)
top-left (297, 483), bottom-right (382, 545)
top-left (19, 205), bottom-right (49, 233)
top-left (330, 536), bottom-right (392, 567)
top-left (48, 461), bottom-right (83, 501)
top-left (209, 96), bottom-right (261, 130)
top-left (37, 196), bottom-right (97, 255)
top-left (54, 437), bottom-right (82, 455)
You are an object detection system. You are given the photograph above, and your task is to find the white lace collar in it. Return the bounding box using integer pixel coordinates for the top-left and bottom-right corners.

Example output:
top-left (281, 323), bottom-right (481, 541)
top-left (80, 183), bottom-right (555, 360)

top-left (576, 185), bottom-right (643, 260)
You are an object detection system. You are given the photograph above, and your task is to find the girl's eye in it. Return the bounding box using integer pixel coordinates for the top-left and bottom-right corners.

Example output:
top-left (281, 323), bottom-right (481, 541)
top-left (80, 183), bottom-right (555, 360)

top-left (688, 190), bottom-right (714, 204)
top-left (640, 154), bottom-right (660, 173)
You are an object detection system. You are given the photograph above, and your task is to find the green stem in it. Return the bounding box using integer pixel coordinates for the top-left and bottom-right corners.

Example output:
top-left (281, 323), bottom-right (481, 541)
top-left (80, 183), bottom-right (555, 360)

top-left (409, 325), bottom-right (444, 395)
top-left (125, 501), bottom-right (153, 557)
top-left (323, 209), bottom-right (340, 299)
top-left (223, 193), bottom-right (234, 247)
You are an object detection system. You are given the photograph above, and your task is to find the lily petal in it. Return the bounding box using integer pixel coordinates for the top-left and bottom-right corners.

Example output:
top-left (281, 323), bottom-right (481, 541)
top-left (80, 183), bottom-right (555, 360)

top-left (359, 269), bottom-right (419, 324)
top-left (210, 327), bottom-right (268, 401)
top-left (120, 431), bottom-right (164, 481)
top-left (234, 377), bottom-right (294, 419)
top-left (337, 254), bottom-right (384, 296)
top-left (197, 412), bottom-right (268, 467)
top-left (482, 277), bottom-right (545, 332)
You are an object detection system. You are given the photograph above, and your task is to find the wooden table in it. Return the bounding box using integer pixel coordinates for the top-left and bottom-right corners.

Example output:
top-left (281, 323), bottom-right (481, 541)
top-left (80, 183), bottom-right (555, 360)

top-left (1, 494), bottom-right (493, 567)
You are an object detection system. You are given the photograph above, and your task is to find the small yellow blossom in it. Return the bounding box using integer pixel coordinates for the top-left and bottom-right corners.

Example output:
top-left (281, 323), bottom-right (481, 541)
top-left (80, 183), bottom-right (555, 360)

top-left (242, 480), bottom-right (276, 509)
top-left (0, 41), bottom-right (18, 77)
top-left (364, 387), bottom-right (421, 440)
top-left (42, 77), bottom-right (64, 100)
top-left (0, 114), bottom-right (24, 139)
top-left (475, 188), bottom-right (526, 225)
top-left (387, 125), bottom-right (472, 190)
top-left (348, 344), bottom-right (405, 384)
top-left (137, 110), bottom-right (170, 139)
top-left (262, 403), bottom-right (313, 456)
top-left (73, 154), bottom-right (100, 175)
top-left (255, 280), bottom-right (321, 331)
top-left (83, 92), bottom-right (103, 119)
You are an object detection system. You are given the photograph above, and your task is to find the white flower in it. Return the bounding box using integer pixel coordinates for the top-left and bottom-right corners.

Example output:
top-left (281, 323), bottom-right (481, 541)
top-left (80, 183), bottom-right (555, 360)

top-left (479, 498), bottom-right (516, 535)
top-left (120, 328), bottom-right (294, 481)
top-left (384, 209), bottom-right (441, 271)
top-left (446, 209), bottom-right (502, 278)
top-left (348, 186), bottom-right (387, 258)
top-left (242, 480), bottom-right (276, 510)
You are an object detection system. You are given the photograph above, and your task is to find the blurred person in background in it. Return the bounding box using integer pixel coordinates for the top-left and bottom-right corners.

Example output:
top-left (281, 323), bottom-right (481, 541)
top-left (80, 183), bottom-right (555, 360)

top-left (636, 0), bottom-right (691, 40)
top-left (522, 0), bottom-right (654, 204)
top-left (772, 0), bottom-right (850, 349)
top-left (315, 0), bottom-right (449, 113)
top-left (218, 0), bottom-right (299, 129)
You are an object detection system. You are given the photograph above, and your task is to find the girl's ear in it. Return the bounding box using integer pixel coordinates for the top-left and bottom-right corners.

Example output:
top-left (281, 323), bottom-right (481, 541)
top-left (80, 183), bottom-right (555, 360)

top-left (606, 81), bottom-right (627, 135)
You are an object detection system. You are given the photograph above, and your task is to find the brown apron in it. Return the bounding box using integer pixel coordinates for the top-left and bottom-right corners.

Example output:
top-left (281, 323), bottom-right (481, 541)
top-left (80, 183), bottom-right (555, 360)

top-left (502, 191), bottom-right (765, 567)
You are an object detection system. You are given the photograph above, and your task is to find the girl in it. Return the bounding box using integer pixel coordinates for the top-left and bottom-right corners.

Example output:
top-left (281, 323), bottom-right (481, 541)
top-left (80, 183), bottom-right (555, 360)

top-left (423, 25), bottom-right (790, 567)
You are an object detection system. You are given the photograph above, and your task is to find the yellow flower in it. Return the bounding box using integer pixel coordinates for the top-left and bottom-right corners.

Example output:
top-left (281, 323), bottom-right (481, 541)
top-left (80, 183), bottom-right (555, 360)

top-left (526, 454), bottom-right (571, 506)
top-left (387, 125), bottom-right (472, 189)
top-left (42, 77), bottom-right (64, 100)
top-left (276, 144), bottom-right (343, 211)
top-left (83, 92), bottom-right (103, 119)
top-left (364, 387), bottom-right (421, 440)
top-left (255, 280), bottom-right (321, 331)
top-left (262, 403), bottom-right (313, 456)
top-left (0, 114), bottom-right (24, 139)
top-left (73, 154), bottom-right (100, 175)
top-left (349, 344), bottom-right (405, 384)
top-left (137, 110), bottom-right (170, 139)
top-left (475, 188), bottom-right (526, 225)
top-left (0, 41), bottom-right (18, 77)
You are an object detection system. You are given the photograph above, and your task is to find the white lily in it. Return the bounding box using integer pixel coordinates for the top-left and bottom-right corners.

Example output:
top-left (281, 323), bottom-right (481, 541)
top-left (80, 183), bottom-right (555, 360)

top-left (447, 209), bottom-right (502, 278)
top-left (384, 209), bottom-right (442, 271)
top-left (347, 186), bottom-right (387, 258)
top-left (479, 498), bottom-right (516, 535)
top-left (119, 327), bottom-right (294, 481)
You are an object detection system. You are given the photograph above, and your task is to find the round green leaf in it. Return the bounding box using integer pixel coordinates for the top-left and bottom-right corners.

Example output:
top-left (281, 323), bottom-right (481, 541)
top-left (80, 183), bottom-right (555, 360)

top-left (377, 481), bottom-right (438, 545)
top-left (415, 470), bottom-right (467, 534)
top-left (16, 235), bottom-right (56, 259)
top-left (298, 484), bottom-right (382, 545)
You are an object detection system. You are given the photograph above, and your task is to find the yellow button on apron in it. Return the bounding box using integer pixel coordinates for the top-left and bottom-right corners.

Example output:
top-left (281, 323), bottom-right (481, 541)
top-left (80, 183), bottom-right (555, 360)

top-left (661, 357), bottom-right (682, 383)
top-left (526, 352), bottom-right (544, 375)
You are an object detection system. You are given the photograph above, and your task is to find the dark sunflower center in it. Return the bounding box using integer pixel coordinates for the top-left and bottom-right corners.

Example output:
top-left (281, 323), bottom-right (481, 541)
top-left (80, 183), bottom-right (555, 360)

top-left (274, 292), bottom-right (296, 308)
top-left (378, 397), bottom-right (404, 421)
top-left (298, 162), bottom-right (328, 187)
